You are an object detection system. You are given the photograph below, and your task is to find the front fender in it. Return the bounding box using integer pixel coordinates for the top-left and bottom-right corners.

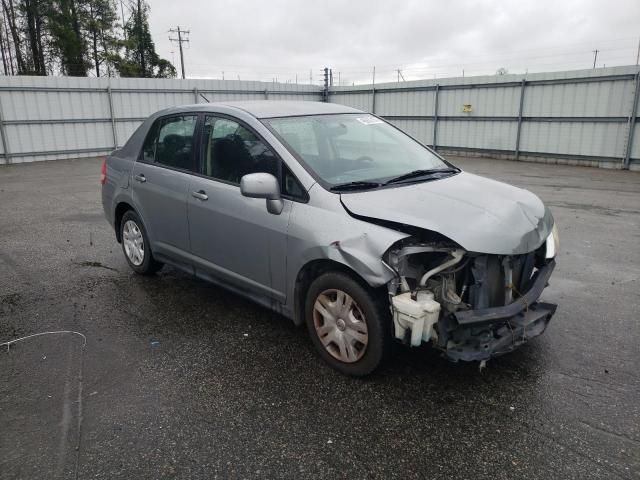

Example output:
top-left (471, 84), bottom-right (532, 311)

top-left (285, 189), bottom-right (409, 320)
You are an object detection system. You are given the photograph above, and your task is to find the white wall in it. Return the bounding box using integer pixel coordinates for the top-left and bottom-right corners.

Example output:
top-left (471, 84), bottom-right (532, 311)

top-left (0, 76), bottom-right (322, 164)
top-left (2, 66), bottom-right (639, 169)
top-left (330, 66), bottom-right (640, 168)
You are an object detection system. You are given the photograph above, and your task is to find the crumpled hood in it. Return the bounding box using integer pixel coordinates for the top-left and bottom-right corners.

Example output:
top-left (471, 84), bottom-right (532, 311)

top-left (340, 171), bottom-right (553, 255)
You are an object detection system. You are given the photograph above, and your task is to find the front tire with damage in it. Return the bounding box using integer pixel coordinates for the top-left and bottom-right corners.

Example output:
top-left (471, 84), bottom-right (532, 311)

top-left (305, 271), bottom-right (391, 376)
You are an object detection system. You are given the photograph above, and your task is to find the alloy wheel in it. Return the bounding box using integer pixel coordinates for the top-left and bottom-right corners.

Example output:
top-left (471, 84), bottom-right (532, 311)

top-left (122, 219), bottom-right (145, 266)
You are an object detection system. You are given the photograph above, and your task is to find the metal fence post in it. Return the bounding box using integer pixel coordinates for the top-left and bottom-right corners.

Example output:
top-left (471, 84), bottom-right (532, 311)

top-left (432, 84), bottom-right (439, 150)
top-left (371, 87), bottom-right (376, 114)
top-left (106, 86), bottom-right (118, 149)
top-left (264, 89), bottom-right (269, 100)
top-left (0, 96), bottom-right (10, 164)
top-left (194, 87), bottom-right (199, 103)
top-left (515, 79), bottom-right (527, 160)
top-left (623, 71), bottom-right (640, 169)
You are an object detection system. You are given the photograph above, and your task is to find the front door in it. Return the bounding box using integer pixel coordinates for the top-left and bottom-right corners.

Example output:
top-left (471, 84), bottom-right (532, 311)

top-left (187, 115), bottom-right (291, 302)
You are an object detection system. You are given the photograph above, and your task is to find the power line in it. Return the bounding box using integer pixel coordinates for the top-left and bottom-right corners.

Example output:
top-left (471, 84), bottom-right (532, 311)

top-left (168, 26), bottom-right (190, 79)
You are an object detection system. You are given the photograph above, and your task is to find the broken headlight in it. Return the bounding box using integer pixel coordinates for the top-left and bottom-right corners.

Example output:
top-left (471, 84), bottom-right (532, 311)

top-left (545, 223), bottom-right (559, 259)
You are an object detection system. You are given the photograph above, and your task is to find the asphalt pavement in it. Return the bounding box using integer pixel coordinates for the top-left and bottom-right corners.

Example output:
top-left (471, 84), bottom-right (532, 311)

top-left (1, 156), bottom-right (639, 479)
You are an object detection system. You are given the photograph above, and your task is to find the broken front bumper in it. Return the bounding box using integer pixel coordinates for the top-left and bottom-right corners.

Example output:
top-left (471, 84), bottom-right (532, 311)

top-left (440, 260), bottom-right (557, 362)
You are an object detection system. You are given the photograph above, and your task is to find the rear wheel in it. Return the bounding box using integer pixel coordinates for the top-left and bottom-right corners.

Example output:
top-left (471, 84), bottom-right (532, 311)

top-left (120, 210), bottom-right (162, 275)
top-left (305, 271), bottom-right (390, 376)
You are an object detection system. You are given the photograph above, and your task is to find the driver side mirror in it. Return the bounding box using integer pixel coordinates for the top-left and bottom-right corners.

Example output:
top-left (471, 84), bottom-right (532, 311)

top-left (240, 173), bottom-right (284, 215)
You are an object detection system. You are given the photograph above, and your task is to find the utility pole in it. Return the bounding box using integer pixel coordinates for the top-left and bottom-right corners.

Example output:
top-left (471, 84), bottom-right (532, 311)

top-left (592, 49), bottom-right (599, 69)
top-left (323, 67), bottom-right (329, 102)
top-left (169, 26), bottom-right (190, 79)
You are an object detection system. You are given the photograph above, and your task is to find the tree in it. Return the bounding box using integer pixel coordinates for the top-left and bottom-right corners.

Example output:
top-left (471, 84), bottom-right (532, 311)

top-left (22, 0), bottom-right (47, 74)
top-left (2, 0), bottom-right (27, 73)
top-left (47, 0), bottom-right (89, 76)
top-left (113, 0), bottom-right (175, 78)
top-left (84, 0), bottom-right (118, 76)
top-left (0, 0), bottom-right (173, 77)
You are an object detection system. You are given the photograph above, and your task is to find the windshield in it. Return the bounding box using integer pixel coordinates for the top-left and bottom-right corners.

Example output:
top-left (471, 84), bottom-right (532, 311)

top-left (264, 114), bottom-right (450, 188)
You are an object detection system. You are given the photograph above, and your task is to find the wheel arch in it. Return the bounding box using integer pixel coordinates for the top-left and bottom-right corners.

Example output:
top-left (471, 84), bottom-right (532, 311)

top-left (114, 201), bottom-right (136, 243)
top-left (293, 258), bottom-right (386, 327)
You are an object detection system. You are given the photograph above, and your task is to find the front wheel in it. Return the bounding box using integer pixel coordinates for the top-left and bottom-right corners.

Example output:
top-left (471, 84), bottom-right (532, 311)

top-left (305, 271), bottom-right (391, 376)
top-left (120, 210), bottom-right (162, 275)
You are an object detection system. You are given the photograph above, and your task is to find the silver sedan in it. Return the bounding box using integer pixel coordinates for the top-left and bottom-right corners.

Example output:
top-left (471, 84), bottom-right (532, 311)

top-left (102, 101), bottom-right (558, 375)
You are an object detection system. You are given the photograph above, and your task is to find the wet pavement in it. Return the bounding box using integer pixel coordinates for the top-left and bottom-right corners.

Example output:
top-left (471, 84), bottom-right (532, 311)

top-left (1, 156), bottom-right (639, 479)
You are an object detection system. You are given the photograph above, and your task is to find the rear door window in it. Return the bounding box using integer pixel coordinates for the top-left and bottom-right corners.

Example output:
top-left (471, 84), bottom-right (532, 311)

top-left (141, 115), bottom-right (198, 172)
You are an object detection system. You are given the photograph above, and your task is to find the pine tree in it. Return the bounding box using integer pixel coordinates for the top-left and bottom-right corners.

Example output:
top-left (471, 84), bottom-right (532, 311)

top-left (47, 0), bottom-right (89, 76)
top-left (113, 0), bottom-right (175, 78)
top-left (1, 0), bottom-right (27, 73)
top-left (84, 0), bottom-right (118, 76)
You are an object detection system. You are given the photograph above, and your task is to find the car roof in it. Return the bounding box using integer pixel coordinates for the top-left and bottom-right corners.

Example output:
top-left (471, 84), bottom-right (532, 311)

top-left (156, 100), bottom-right (363, 119)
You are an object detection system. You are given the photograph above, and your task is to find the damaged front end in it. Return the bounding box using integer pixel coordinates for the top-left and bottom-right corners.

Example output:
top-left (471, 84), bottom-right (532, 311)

top-left (384, 227), bottom-right (558, 362)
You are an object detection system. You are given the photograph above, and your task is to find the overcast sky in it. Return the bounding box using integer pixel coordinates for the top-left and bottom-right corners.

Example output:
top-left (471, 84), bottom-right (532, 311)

top-left (146, 0), bottom-right (640, 85)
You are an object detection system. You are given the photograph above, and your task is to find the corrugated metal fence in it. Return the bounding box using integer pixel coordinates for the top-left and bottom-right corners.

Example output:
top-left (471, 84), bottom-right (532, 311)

top-left (1, 66), bottom-right (639, 169)
top-left (330, 66), bottom-right (640, 170)
top-left (0, 76), bottom-right (321, 164)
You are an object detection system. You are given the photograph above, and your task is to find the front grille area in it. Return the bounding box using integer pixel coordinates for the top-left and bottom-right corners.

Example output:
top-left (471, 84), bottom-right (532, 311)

top-left (466, 251), bottom-right (538, 310)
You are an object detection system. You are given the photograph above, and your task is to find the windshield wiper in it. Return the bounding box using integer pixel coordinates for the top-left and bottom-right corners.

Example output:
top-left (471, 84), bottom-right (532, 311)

top-left (329, 180), bottom-right (383, 192)
top-left (383, 167), bottom-right (460, 185)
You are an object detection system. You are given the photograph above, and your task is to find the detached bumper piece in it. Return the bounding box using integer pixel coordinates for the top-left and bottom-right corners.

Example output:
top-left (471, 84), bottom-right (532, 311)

top-left (441, 261), bottom-right (557, 362)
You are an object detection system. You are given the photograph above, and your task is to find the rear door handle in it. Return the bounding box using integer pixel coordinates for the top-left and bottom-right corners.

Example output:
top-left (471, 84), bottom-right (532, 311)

top-left (134, 174), bottom-right (146, 183)
top-left (192, 190), bottom-right (208, 201)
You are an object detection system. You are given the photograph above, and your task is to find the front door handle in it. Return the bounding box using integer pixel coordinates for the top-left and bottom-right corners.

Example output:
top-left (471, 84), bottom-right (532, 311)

top-left (134, 174), bottom-right (146, 183)
top-left (192, 190), bottom-right (208, 201)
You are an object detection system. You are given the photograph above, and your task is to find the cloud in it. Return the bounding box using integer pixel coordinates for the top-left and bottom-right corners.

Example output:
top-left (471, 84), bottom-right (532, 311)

top-left (147, 0), bottom-right (640, 84)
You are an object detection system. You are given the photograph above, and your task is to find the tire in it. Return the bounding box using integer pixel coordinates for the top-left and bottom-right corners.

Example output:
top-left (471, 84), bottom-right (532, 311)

top-left (120, 210), bottom-right (163, 275)
top-left (305, 271), bottom-right (391, 376)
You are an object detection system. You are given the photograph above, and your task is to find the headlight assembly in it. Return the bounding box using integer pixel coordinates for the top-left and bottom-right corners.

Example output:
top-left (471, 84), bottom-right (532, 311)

top-left (545, 223), bottom-right (559, 259)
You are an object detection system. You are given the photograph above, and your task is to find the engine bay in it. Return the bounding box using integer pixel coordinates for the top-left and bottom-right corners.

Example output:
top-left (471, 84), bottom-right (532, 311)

top-left (384, 234), bottom-right (557, 362)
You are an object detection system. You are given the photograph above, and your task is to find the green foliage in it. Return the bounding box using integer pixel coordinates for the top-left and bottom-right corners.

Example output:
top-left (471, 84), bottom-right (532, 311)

top-left (112, 0), bottom-right (175, 78)
top-left (84, 0), bottom-right (119, 76)
top-left (0, 0), bottom-right (176, 77)
top-left (47, 0), bottom-right (89, 76)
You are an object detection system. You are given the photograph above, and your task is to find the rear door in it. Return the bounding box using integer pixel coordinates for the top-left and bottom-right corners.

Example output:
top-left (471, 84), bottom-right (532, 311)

top-left (132, 114), bottom-right (198, 264)
top-left (187, 115), bottom-right (303, 303)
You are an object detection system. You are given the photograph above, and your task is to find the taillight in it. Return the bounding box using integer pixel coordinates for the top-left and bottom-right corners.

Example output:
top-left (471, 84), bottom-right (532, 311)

top-left (100, 158), bottom-right (107, 185)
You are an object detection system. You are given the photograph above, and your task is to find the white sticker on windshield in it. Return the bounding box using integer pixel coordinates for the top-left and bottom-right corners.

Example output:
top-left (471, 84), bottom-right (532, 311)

top-left (356, 117), bottom-right (384, 125)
